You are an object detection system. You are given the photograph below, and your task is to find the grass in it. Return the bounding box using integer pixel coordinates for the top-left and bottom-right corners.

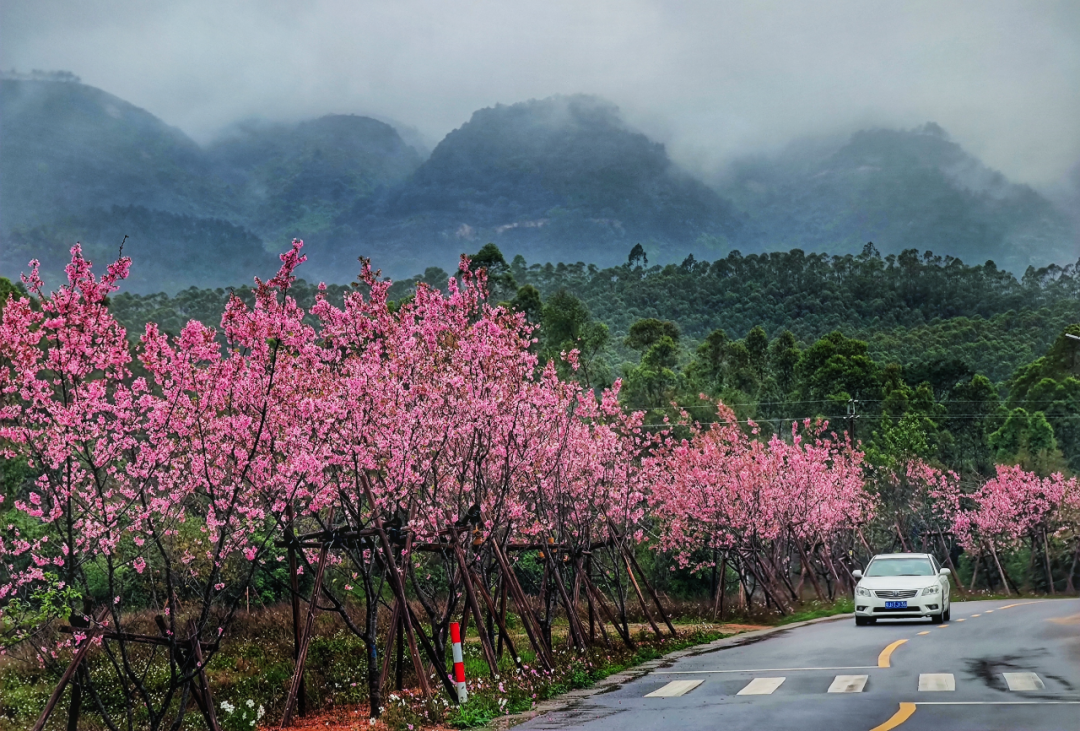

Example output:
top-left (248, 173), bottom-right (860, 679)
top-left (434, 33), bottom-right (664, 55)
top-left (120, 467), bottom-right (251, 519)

top-left (777, 597), bottom-right (854, 625)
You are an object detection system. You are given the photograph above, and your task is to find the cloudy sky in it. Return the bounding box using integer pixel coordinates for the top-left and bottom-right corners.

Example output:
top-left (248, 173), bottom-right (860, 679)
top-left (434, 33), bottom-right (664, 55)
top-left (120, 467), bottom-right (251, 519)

top-left (3, 0), bottom-right (1078, 187)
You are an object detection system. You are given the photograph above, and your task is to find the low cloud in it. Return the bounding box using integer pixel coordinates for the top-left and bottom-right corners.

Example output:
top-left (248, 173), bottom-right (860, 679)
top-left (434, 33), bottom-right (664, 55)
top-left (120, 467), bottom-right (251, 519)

top-left (2, 0), bottom-right (1078, 186)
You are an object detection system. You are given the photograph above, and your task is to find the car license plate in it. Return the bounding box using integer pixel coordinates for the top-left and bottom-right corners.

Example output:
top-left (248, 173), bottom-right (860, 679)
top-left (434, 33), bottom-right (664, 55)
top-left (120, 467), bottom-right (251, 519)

top-left (885, 601), bottom-right (908, 609)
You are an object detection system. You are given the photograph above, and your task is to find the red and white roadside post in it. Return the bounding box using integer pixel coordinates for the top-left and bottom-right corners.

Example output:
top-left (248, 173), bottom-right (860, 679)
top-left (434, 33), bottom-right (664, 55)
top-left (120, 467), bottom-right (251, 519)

top-left (450, 622), bottom-right (468, 703)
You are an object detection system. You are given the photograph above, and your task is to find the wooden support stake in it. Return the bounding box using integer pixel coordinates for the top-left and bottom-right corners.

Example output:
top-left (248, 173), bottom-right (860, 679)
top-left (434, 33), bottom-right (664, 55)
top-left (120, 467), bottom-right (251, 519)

top-left (363, 475), bottom-right (431, 699)
top-left (622, 552), bottom-right (662, 639)
top-left (793, 537), bottom-right (826, 602)
top-left (285, 504), bottom-right (307, 718)
top-left (402, 603), bottom-right (461, 704)
top-left (469, 568), bottom-right (523, 670)
top-left (32, 609), bottom-right (109, 731)
top-left (542, 546), bottom-right (588, 650)
top-left (934, 533), bottom-right (967, 597)
top-left (188, 621), bottom-right (222, 731)
top-left (606, 520), bottom-right (676, 636)
top-left (379, 600), bottom-right (402, 693)
top-left (282, 510), bottom-right (334, 728)
top-left (582, 573), bottom-right (635, 649)
top-left (452, 531), bottom-right (499, 676)
top-left (987, 541), bottom-right (1013, 596)
top-left (491, 540), bottom-right (554, 670)
top-left (496, 577), bottom-right (507, 659)
top-left (622, 546), bottom-right (676, 637)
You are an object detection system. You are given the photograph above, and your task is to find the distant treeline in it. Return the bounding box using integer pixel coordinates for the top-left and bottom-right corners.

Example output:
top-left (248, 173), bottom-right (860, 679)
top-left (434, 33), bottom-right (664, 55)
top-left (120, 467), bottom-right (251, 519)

top-left (2, 241), bottom-right (1078, 477)
top-left (92, 242), bottom-right (1080, 385)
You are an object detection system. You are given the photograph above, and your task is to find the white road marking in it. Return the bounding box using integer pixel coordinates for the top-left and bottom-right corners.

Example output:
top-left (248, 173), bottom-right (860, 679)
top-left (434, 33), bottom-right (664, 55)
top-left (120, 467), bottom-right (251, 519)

top-left (737, 677), bottom-right (786, 695)
top-left (654, 666), bottom-right (877, 675)
top-left (1003, 672), bottom-right (1045, 691)
top-left (827, 675), bottom-right (868, 693)
top-left (919, 673), bottom-right (955, 691)
top-left (644, 679), bottom-right (703, 697)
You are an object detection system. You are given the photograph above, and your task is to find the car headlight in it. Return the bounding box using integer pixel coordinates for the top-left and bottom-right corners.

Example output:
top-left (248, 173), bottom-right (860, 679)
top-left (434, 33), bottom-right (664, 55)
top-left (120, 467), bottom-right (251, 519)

top-left (921, 584), bottom-right (940, 596)
top-left (856, 586), bottom-right (872, 597)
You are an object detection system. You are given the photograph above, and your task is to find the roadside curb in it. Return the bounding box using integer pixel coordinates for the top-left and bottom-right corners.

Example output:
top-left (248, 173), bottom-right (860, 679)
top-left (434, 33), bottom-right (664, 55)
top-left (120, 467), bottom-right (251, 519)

top-left (487, 612), bottom-right (854, 730)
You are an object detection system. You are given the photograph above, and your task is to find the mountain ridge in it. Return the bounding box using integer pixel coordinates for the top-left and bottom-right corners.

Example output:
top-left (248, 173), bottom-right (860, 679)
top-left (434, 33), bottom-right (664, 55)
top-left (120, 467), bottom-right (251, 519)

top-left (1, 76), bottom-right (1075, 292)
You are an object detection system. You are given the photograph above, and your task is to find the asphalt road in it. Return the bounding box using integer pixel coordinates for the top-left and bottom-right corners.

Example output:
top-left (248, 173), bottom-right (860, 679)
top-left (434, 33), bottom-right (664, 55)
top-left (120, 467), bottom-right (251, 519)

top-left (517, 598), bottom-right (1080, 731)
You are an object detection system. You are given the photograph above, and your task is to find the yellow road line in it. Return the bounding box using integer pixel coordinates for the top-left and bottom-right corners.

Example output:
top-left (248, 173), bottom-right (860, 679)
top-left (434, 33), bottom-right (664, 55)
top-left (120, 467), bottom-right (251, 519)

top-left (971, 614), bottom-right (980, 617)
top-left (1048, 613), bottom-right (1080, 625)
top-left (869, 702), bottom-right (916, 731)
top-left (917, 631), bottom-right (930, 635)
top-left (937, 624), bottom-right (948, 628)
top-left (956, 618), bottom-right (965, 622)
top-left (1000, 601), bottom-right (1045, 610)
top-left (878, 639), bottom-right (908, 668)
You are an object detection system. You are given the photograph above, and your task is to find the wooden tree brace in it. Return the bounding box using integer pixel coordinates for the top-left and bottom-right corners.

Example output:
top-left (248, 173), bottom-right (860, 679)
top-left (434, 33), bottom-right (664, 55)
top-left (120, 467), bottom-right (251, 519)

top-left (363, 475), bottom-right (432, 699)
top-left (622, 551), bottom-right (663, 639)
top-left (582, 573), bottom-right (635, 649)
top-left (607, 522), bottom-right (677, 636)
top-left (468, 567), bottom-right (524, 670)
top-left (543, 546), bottom-right (588, 649)
top-left (491, 539), bottom-right (554, 670)
top-left (452, 530), bottom-right (500, 676)
top-left (32, 608), bottom-right (110, 731)
top-left (281, 510), bottom-right (334, 729)
top-left (188, 620), bottom-right (221, 731)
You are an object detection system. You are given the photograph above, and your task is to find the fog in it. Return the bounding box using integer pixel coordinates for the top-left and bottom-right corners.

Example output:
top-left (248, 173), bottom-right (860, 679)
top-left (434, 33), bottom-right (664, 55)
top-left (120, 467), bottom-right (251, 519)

top-left (2, 0), bottom-right (1079, 188)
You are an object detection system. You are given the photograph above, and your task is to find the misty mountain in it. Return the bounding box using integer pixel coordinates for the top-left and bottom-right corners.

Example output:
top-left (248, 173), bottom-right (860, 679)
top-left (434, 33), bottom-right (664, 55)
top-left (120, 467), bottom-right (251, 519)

top-left (718, 123), bottom-right (1077, 272)
top-left (307, 95), bottom-right (750, 278)
top-left (207, 115), bottom-right (424, 244)
top-left (0, 75), bottom-right (230, 229)
top-left (2, 77), bottom-right (1076, 293)
top-left (0, 76), bottom-right (420, 291)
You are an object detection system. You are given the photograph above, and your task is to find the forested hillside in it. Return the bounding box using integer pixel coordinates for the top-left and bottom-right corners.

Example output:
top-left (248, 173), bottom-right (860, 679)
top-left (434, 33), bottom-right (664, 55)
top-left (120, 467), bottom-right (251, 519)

top-left (507, 244), bottom-right (1079, 379)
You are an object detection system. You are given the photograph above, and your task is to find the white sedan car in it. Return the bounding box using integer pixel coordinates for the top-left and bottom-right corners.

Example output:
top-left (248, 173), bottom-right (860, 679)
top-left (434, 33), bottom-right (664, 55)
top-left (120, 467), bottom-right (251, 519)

top-left (852, 553), bottom-right (951, 625)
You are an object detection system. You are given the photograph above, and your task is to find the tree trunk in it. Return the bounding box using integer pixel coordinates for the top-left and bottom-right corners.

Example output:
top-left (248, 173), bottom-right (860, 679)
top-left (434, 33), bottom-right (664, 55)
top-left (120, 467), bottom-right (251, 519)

top-left (1042, 529), bottom-right (1056, 595)
top-left (987, 542), bottom-right (1013, 597)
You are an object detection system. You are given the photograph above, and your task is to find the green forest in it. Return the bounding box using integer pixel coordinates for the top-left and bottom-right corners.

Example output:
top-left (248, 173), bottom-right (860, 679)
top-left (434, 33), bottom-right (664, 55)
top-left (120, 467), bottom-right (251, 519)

top-left (4, 241), bottom-right (1078, 479)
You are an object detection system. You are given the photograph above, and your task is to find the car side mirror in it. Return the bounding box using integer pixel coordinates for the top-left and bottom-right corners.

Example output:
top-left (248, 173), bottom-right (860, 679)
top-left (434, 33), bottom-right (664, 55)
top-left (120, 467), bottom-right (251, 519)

top-left (939, 568), bottom-right (951, 576)
top-left (852, 570), bottom-right (863, 579)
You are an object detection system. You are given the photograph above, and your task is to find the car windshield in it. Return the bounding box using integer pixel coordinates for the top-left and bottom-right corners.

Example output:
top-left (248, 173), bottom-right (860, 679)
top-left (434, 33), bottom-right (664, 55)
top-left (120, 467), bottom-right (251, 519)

top-left (864, 558), bottom-right (935, 577)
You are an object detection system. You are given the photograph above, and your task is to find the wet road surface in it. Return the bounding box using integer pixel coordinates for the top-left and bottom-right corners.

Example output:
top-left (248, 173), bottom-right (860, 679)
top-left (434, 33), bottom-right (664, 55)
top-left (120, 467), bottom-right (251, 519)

top-left (517, 598), bottom-right (1080, 731)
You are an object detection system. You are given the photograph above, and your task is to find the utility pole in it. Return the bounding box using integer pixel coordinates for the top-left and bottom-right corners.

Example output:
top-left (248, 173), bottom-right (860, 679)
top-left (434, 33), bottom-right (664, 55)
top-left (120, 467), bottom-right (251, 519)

top-left (1066, 333), bottom-right (1080, 374)
top-left (847, 397), bottom-right (859, 443)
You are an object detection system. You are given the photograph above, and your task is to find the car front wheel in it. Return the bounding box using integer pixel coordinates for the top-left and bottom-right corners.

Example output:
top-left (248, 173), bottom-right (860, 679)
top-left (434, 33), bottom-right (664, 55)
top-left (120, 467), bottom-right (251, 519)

top-left (943, 604), bottom-right (951, 622)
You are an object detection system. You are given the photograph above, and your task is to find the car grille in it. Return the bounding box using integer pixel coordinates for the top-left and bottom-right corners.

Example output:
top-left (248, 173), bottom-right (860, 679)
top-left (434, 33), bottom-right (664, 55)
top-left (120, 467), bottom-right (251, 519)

top-left (874, 590), bottom-right (918, 599)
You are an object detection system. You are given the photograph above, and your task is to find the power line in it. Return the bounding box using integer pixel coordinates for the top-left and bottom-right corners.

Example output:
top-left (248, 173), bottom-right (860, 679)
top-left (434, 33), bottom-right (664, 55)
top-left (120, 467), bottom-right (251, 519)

top-left (637, 413), bottom-right (1080, 429)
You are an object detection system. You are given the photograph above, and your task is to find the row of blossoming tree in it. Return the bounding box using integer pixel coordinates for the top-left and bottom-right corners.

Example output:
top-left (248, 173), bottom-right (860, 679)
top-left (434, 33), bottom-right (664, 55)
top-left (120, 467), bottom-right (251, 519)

top-left (1, 243), bottom-right (1078, 730)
